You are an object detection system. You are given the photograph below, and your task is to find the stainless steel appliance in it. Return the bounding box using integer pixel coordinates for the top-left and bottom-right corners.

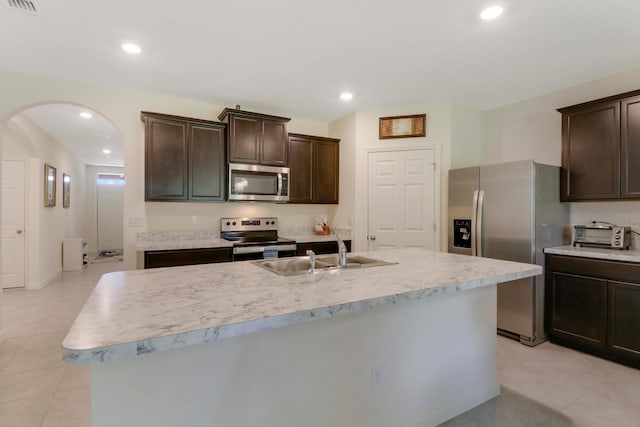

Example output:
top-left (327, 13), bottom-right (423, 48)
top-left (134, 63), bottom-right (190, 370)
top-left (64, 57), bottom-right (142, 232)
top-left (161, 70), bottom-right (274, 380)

top-left (220, 217), bottom-right (296, 261)
top-left (573, 223), bottom-right (631, 249)
top-left (448, 160), bottom-right (569, 346)
top-left (228, 163), bottom-right (290, 202)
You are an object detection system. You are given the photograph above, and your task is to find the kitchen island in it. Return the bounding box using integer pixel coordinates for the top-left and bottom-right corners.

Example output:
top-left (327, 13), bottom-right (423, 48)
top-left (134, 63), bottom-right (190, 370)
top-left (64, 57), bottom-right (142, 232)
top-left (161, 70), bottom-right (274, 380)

top-left (63, 248), bottom-right (541, 427)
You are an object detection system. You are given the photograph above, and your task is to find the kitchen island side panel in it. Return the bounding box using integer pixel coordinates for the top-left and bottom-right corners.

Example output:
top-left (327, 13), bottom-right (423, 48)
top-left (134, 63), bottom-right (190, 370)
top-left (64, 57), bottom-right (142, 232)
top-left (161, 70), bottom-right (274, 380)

top-left (92, 285), bottom-right (498, 427)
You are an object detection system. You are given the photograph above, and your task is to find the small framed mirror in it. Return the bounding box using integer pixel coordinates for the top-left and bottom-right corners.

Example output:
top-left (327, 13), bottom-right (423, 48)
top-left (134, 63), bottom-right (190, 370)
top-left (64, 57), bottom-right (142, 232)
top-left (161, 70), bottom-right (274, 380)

top-left (63, 173), bottom-right (70, 208)
top-left (44, 163), bottom-right (56, 207)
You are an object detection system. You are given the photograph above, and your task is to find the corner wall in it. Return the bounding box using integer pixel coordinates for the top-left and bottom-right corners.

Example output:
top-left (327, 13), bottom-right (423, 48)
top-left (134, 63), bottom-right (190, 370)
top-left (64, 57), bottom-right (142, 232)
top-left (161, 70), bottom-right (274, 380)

top-left (5, 114), bottom-right (86, 288)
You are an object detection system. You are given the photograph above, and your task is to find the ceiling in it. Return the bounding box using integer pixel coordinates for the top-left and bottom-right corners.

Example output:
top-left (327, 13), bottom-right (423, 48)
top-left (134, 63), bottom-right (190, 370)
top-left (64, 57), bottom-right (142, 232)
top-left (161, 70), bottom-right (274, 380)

top-left (3, 0), bottom-right (640, 163)
top-left (22, 104), bottom-right (123, 166)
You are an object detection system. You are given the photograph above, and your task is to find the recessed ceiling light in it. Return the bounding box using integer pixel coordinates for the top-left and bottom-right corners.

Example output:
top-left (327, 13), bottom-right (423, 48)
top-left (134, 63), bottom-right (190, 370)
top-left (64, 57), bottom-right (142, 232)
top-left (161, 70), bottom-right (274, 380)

top-left (480, 6), bottom-right (503, 20)
top-left (340, 92), bottom-right (353, 101)
top-left (122, 43), bottom-right (142, 54)
top-left (102, 148), bottom-right (112, 154)
top-left (79, 112), bottom-right (93, 119)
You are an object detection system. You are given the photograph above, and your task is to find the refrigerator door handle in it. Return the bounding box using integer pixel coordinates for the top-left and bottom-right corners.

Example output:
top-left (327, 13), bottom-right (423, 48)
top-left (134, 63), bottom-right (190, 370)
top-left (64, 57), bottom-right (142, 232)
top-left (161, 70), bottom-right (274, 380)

top-left (477, 190), bottom-right (485, 257)
top-left (471, 190), bottom-right (479, 256)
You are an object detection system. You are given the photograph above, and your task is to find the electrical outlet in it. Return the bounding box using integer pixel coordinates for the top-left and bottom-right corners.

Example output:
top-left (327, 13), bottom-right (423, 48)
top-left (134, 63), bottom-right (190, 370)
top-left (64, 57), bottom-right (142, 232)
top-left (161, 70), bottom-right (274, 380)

top-left (371, 365), bottom-right (384, 389)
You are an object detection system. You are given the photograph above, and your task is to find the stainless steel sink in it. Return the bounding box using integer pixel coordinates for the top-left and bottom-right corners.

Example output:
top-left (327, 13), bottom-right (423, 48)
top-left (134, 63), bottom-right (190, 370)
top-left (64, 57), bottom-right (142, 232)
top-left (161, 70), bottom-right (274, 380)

top-left (252, 254), bottom-right (397, 277)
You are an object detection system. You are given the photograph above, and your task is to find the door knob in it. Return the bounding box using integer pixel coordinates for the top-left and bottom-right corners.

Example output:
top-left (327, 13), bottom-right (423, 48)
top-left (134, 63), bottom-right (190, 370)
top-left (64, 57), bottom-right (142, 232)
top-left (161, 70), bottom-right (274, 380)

top-left (368, 235), bottom-right (376, 241)
top-left (16, 229), bottom-right (23, 234)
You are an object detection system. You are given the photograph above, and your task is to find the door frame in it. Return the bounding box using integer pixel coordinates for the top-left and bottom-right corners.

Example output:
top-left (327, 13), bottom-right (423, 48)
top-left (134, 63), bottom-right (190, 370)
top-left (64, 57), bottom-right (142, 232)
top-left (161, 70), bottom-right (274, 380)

top-left (362, 146), bottom-right (441, 252)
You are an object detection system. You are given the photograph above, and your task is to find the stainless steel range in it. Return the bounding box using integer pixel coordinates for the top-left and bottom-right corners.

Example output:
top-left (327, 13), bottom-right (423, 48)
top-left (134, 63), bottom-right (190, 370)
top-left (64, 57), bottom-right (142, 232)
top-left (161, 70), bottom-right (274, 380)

top-left (220, 217), bottom-right (297, 261)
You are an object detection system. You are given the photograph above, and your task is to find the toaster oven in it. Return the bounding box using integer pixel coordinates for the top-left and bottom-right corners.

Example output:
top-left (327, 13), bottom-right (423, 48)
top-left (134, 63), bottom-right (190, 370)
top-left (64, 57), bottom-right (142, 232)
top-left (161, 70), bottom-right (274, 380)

top-left (573, 224), bottom-right (631, 249)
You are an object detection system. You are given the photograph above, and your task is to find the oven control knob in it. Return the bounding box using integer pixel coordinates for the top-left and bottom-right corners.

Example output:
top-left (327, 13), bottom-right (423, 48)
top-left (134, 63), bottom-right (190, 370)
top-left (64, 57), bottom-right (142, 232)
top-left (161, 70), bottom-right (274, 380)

top-left (226, 221), bottom-right (231, 226)
top-left (232, 221), bottom-right (236, 225)
top-left (615, 229), bottom-right (621, 234)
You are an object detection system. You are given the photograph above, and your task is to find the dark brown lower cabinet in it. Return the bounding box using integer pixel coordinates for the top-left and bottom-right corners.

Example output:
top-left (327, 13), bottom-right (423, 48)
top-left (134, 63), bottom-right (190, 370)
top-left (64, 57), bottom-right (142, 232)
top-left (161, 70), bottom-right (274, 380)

top-left (608, 280), bottom-right (640, 360)
top-left (547, 272), bottom-right (607, 350)
top-left (144, 248), bottom-right (232, 269)
top-left (296, 240), bottom-right (351, 256)
top-left (546, 254), bottom-right (640, 368)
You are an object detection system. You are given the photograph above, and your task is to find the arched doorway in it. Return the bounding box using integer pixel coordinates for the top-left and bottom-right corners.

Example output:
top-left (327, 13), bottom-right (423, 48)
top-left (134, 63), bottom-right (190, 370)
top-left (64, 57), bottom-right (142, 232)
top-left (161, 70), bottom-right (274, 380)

top-left (1, 102), bottom-right (123, 289)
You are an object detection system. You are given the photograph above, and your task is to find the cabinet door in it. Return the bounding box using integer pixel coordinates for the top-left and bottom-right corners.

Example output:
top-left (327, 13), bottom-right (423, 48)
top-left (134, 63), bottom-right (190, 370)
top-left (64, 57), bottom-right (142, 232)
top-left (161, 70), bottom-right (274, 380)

top-left (189, 124), bottom-right (225, 201)
top-left (621, 95), bottom-right (640, 198)
top-left (288, 136), bottom-right (313, 202)
top-left (229, 115), bottom-right (260, 164)
top-left (145, 117), bottom-right (188, 201)
top-left (314, 140), bottom-right (339, 204)
top-left (608, 280), bottom-right (640, 361)
top-left (261, 120), bottom-right (288, 166)
top-left (560, 101), bottom-right (620, 201)
top-left (548, 272), bottom-right (607, 350)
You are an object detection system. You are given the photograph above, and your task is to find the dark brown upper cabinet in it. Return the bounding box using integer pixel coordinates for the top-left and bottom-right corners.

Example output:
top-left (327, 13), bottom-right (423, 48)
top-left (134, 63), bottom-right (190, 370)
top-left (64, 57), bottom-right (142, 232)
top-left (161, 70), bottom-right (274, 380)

top-left (558, 89), bottom-right (640, 201)
top-left (142, 112), bottom-right (226, 202)
top-left (218, 108), bottom-right (290, 167)
top-left (288, 133), bottom-right (339, 204)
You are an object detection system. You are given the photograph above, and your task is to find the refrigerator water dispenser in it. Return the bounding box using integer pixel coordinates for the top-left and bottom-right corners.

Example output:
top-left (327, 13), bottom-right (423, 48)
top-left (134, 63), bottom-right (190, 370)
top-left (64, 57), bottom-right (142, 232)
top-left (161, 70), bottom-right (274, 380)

top-left (453, 219), bottom-right (472, 249)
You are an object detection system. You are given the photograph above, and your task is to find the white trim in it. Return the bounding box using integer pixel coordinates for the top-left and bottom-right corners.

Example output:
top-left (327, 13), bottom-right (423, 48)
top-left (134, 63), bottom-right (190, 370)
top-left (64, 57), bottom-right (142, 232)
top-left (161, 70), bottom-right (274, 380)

top-left (363, 146), bottom-right (442, 252)
top-left (28, 269), bottom-right (61, 290)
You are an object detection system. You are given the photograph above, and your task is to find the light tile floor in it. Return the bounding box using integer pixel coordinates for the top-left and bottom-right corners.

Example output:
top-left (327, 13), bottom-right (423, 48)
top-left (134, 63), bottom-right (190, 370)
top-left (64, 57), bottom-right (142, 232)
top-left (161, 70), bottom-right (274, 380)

top-left (0, 259), bottom-right (122, 427)
top-left (1, 259), bottom-right (639, 426)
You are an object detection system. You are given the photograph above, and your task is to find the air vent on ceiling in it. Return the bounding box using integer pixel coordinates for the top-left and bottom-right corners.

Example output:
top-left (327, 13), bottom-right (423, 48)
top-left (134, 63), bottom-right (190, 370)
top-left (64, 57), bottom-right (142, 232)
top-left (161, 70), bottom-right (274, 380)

top-left (4, 0), bottom-right (41, 15)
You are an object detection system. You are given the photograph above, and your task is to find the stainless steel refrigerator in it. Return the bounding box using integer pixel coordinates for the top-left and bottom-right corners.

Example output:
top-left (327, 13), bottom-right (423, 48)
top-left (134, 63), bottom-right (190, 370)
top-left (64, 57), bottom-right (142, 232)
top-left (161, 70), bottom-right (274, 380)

top-left (448, 160), bottom-right (569, 346)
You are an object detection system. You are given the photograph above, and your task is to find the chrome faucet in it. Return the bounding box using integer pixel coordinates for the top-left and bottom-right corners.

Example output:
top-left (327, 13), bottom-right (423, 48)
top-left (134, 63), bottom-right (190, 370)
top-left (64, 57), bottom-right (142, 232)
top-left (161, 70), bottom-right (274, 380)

top-left (337, 237), bottom-right (347, 268)
top-left (306, 249), bottom-right (316, 273)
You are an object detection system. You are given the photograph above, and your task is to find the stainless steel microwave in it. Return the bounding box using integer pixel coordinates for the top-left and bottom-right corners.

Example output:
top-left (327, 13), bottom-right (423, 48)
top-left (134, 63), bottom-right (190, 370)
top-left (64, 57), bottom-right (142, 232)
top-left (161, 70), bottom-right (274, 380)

top-left (228, 163), bottom-right (290, 202)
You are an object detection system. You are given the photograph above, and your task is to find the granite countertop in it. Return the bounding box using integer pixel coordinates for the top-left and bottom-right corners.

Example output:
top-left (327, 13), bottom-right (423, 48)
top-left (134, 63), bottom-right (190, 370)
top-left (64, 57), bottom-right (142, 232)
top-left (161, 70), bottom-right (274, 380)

top-left (135, 231), bottom-right (232, 251)
top-left (544, 245), bottom-right (640, 263)
top-left (281, 234), bottom-right (348, 243)
top-left (136, 238), bottom-right (232, 251)
top-left (62, 248), bottom-right (541, 365)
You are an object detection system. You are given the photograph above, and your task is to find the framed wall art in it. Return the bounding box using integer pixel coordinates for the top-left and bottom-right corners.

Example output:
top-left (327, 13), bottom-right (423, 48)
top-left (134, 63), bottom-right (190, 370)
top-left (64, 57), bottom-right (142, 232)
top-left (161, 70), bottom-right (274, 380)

top-left (63, 173), bottom-right (70, 208)
top-left (379, 114), bottom-right (426, 139)
top-left (44, 163), bottom-right (57, 207)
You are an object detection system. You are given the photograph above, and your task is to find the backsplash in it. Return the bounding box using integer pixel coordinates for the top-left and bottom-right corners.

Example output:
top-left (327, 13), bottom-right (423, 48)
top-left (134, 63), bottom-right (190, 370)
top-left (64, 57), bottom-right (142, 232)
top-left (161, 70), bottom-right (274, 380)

top-left (570, 201), bottom-right (640, 248)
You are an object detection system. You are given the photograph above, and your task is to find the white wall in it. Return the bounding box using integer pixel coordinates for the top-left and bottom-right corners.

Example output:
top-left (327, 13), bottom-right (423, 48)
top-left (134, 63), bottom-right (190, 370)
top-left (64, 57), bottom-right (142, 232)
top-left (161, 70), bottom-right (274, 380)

top-left (484, 67), bottom-right (640, 243)
top-left (329, 104), bottom-right (454, 251)
top-left (327, 112), bottom-right (356, 232)
top-left (5, 114), bottom-right (86, 287)
top-left (0, 69), bottom-right (332, 270)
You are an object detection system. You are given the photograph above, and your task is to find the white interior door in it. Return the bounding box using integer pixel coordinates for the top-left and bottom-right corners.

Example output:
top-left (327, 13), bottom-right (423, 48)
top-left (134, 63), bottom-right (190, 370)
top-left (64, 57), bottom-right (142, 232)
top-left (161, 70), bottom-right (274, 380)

top-left (367, 149), bottom-right (437, 250)
top-left (97, 176), bottom-right (124, 251)
top-left (2, 160), bottom-right (26, 289)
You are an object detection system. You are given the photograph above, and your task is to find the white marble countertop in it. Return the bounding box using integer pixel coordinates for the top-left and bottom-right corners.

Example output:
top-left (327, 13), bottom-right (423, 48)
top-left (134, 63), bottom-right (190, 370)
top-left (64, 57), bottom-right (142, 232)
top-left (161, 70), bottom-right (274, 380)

top-left (544, 245), bottom-right (640, 263)
top-left (280, 234), bottom-right (349, 243)
top-left (136, 238), bottom-right (232, 251)
top-left (62, 248), bottom-right (541, 365)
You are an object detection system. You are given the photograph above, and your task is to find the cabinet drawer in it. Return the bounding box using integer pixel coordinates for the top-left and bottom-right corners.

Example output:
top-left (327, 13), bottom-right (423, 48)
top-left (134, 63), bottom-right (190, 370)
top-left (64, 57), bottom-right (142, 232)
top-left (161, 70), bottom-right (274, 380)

top-left (546, 254), bottom-right (640, 283)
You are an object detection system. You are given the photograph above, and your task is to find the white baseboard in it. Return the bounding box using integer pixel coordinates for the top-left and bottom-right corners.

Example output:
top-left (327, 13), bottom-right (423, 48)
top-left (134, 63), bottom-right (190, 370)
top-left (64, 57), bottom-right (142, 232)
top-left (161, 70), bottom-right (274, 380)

top-left (408, 384), bottom-right (501, 427)
top-left (27, 269), bottom-right (61, 290)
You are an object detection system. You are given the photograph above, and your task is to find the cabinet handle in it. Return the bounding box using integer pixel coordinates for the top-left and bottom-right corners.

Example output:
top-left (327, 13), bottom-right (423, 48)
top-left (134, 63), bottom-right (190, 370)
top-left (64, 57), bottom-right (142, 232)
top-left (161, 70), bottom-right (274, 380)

top-left (368, 235), bottom-right (376, 241)
top-left (16, 229), bottom-right (23, 234)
